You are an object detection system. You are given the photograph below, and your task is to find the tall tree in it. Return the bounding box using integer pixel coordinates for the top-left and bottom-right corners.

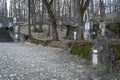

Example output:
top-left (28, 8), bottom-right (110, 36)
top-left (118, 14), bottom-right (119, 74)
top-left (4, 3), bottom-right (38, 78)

top-left (28, 0), bottom-right (32, 39)
top-left (31, 0), bottom-right (37, 32)
top-left (76, 0), bottom-right (90, 41)
top-left (42, 0), bottom-right (59, 41)
top-left (0, 0), bottom-right (8, 22)
top-left (38, 0), bottom-right (44, 32)
top-left (99, 0), bottom-right (105, 22)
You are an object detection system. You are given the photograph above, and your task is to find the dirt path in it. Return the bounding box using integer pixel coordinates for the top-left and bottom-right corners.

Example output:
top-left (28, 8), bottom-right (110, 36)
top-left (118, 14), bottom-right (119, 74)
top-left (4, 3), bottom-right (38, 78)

top-left (0, 42), bottom-right (95, 80)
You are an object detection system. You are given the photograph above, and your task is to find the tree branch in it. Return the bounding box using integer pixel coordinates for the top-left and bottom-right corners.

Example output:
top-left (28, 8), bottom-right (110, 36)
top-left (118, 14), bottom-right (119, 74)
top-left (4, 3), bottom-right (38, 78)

top-left (82, 0), bottom-right (90, 12)
top-left (49, 0), bottom-right (53, 5)
top-left (81, 0), bottom-right (84, 5)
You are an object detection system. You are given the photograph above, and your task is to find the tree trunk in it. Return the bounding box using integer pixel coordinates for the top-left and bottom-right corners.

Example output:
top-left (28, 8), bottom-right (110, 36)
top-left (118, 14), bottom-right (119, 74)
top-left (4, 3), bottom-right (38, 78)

top-left (77, 13), bottom-right (84, 41)
top-left (47, 22), bottom-right (51, 37)
top-left (49, 8), bottom-right (59, 40)
top-left (31, 0), bottom-right (37, 32)
top-left (52, 21), bottom-right (59, 40)
top-left (76, 0), bottom-right (90, 41)
top-left (28, 0), bottom-right (32, 39)
top-left (38, 1), bottom-right (44, 33)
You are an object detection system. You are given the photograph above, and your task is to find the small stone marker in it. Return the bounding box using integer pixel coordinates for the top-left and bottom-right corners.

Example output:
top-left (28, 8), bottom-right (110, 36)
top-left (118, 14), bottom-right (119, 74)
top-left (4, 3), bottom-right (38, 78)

top-left (74, 32), bottom-right (77, 40)
top-left (13, 17), bottom-right (20, 42)
top-left (92, 49), bottom-right (98, 65)
top-left (15, 25), bottom-right (19, 39)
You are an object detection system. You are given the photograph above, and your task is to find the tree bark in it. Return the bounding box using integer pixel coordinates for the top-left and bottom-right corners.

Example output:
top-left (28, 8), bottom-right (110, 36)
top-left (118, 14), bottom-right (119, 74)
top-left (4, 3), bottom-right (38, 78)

top-left (77, 13), bottom-right (84, 40)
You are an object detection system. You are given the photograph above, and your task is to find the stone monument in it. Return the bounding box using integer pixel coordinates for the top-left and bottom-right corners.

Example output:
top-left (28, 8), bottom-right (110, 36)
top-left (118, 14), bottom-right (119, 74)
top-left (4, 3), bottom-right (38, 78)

top-left (92, 22), bottom-right (112, 73)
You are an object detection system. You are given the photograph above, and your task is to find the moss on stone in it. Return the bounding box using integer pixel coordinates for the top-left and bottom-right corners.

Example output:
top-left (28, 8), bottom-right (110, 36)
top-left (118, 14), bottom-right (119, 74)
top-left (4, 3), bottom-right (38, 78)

top-left (70, 43), bottom-right (93, 61)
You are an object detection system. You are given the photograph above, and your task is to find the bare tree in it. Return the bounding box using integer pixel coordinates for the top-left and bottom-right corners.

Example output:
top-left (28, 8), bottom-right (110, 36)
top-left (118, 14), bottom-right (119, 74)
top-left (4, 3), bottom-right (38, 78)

top-left (28, 0), bottom-right (32, 39)
top-left (0, 0), bottom-right (8, 22)
top-left (31, 0), bottom-right (37, 32)
top-left (38, 0), bottom-right (44, 32)
top-left (42, 0), bottom-right (59, 41)
top-left (99, 0), bottom-right (105, 22)
top-left (76, 0), bottom-right (90, 41)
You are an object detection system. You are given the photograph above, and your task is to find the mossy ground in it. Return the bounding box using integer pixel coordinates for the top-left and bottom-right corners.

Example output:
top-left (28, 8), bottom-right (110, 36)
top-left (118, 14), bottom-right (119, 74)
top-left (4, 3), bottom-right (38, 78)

top-left (69, 42), bottom-right (120, 62)
top-left (69, 42), bottom-right (93, 61)
top-left (31, 38), bottom-right (51, 46)
top-left (30, 38), bottom-right (120, 63)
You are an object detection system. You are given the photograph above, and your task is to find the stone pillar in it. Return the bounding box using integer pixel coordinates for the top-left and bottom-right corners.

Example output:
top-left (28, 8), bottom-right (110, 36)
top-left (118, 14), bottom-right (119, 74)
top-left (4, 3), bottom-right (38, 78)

top-left (92, 36), bottom-right (112, 73)
top-left (13, 17), bottom-right (20, 42)
top-left (14, 25), bottom-right (20, 42)
top-left (73, 32), bottom-right (77, 40)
